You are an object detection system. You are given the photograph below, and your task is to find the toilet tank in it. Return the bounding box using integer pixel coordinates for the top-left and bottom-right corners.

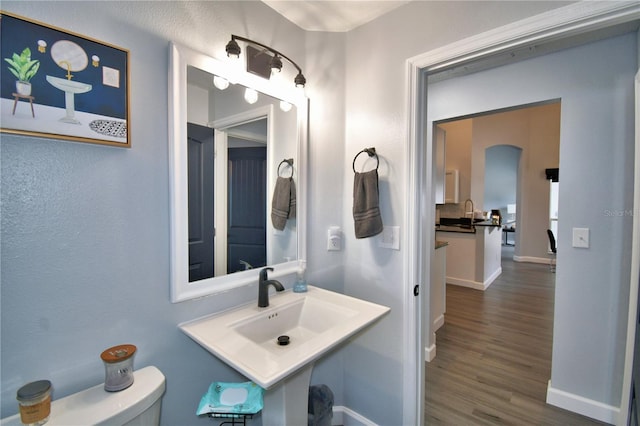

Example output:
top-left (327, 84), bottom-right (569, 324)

top-left (1, 366), bottom-right (165, 426)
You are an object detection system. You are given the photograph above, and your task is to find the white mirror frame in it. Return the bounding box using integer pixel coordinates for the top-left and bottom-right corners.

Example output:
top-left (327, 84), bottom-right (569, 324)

top-left (168, 42), bottom-right (308, 303)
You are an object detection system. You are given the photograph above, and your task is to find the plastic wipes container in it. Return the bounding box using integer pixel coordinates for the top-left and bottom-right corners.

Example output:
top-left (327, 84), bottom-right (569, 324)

top-left (16, 380), bottom-right (51, 426)
top-left (197, 381), bottom-right (264, 416)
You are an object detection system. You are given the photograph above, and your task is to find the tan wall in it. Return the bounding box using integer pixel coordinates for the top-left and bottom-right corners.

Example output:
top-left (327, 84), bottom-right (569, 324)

top-left (438, 102), bottom-right (560, 259)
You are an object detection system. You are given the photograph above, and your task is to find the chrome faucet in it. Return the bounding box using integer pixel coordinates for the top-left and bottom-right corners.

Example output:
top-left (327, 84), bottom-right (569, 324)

top-left (464, 198), bottom-right (474, 226)
top-left (258, 267), bottom-right (284, 308)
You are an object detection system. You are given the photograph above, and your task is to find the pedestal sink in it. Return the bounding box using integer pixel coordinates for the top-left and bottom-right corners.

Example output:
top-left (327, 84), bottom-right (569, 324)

top-left (179, 286), bottom-right (390, 425)
top-left (46, 76), bottom-right (92, 124)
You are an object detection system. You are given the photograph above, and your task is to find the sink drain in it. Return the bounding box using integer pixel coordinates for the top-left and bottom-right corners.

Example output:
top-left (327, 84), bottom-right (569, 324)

top-left (277, 335), bottom-right (290, 346)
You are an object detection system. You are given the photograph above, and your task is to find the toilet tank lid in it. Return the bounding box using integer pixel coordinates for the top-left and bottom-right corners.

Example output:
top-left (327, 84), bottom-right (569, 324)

top-left (1, 366), bottom-right (166, 426)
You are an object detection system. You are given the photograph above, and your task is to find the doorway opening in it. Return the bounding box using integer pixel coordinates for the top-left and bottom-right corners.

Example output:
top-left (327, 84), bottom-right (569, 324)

top-left (429, 101), bottom-right (562, 421)
top-left (405, 4), bottom-right (640, 425)
top-left (435, 101), bottom-right (560, 263)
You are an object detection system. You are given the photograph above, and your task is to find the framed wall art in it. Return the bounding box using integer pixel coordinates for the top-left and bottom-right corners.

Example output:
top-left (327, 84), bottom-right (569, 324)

top-left (0, 11), bottom-right (130, 148)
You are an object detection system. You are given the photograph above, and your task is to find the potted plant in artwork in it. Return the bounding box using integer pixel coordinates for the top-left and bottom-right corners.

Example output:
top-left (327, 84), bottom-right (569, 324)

top-left (5, 47), bottom-right (40, 96)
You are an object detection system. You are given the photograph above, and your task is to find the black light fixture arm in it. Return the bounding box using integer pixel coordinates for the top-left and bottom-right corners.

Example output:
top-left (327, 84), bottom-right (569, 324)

top-left (230, 34), bottom-right (304, 76)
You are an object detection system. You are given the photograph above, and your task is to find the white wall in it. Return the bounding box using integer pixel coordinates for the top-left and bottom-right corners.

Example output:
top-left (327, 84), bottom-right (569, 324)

top-left (428, 32), bottom-right (636, 414)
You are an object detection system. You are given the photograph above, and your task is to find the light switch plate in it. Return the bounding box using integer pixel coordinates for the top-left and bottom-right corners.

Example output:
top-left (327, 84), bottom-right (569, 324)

top-left (379, 226), bottom-right (400, 250)
top-left (572, 227), bottom-right (589, 248)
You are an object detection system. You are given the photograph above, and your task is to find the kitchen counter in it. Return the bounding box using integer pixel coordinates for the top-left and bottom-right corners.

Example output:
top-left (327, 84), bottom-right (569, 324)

top-left (435, 225), bottom-right (475, 233)
top-left (473, 220), bottom-right (502, 227)
top-left (435, 225), bottom-right (502, 291)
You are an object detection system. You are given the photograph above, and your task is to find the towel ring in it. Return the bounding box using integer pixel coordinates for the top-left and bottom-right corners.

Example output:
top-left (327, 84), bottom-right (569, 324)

top-left (352, 147), bottom-right (379, 173)
top-left (278, 158), bottom-right (294, 178)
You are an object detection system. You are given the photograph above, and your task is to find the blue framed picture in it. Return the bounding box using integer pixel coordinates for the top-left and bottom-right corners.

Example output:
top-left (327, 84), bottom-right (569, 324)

top-left (0, 11), bottom-right (130, 147)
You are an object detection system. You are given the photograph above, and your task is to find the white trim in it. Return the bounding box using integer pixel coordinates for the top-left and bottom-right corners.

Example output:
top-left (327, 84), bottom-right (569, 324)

top-left (402, 33), bottom-right (426, 426)
top-left (618, 68), bottom-right (640, 426)
top-left (446, 277), bottom-right (485, 290)
top-left (210, 105), bottom-right (272, 130)
top-left (513, 255), bottom-right (552, 264)
top-left (332, 406), bottom-right (378, 426)
top-left (426, 344), bottom-right (436, 363)
top-left (484, 267), bottom-right (502, 288)
top-left (168, 42), bottom-right (308, 302)
top-left (446, 267), bottom-right (501, 291)
top-left (433, 314), bottom-right (445, 332)
top-left (547, 381), bottom-right (620, 424)
top-left (408, 1), bottom-right (640, 72)
top-left (405, 2), bottom-right (640, 424)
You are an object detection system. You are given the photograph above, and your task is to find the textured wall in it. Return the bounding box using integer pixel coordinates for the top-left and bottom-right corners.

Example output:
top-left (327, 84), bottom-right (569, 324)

top-left (0, 2), bottom-right (312, 424)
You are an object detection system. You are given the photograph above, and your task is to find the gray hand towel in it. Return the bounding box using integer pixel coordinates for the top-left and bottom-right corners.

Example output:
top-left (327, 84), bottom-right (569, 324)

top-left (288, 178), bottom-right (296, 219)
top-left (271, 177), bottom-right (295, 231)
top-left (353, 170), bottom-right (383, 238)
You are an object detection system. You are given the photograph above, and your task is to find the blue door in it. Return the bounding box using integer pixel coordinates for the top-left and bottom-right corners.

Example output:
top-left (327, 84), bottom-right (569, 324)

top-left (227, 146), bottom-right (267, 273)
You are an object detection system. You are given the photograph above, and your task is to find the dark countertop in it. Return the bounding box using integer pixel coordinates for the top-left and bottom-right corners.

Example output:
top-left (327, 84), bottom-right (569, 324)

top-left (435, 225), bottom-right (476, 233)
top-left (473, 220), bottom-right (502, 227)
top-left (435, 220), bottom-right (501, 233)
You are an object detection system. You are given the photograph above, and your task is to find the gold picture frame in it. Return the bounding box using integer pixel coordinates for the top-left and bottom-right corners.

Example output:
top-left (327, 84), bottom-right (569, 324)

top-left (0, 11), bottom-right (130, 148)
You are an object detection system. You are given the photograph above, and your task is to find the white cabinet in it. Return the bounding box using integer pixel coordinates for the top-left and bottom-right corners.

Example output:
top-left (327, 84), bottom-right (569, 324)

top-left (431, 244), bottom-right (446, 332)
top-left (445, 169), bottom-right (459, 204)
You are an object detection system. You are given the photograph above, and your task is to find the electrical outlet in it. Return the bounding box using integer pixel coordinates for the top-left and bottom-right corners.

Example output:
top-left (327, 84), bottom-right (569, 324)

top-left (327, 226), bottom-right (341, 251)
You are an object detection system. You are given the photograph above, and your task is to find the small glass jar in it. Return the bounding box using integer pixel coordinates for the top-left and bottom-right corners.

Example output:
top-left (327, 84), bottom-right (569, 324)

top-left (100, 344), bottom-right (136, 392)
top-left (17, 380), bottom-right (51, 426)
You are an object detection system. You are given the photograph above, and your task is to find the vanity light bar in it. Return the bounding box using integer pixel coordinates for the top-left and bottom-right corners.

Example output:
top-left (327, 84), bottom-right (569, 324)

top-left (225, 35), bottom-right (306, 88)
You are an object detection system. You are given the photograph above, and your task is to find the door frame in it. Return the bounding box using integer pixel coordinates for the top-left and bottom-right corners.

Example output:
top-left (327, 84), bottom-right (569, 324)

top-left (619, 68), bottom-right (640, 425)
top-left (403, 2), bottom-right (640, 425)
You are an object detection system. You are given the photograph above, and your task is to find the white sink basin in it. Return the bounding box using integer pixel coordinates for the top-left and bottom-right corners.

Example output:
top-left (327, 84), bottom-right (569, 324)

top-left (179, 286), bottom-right (389, 389)
top-left (46, 76), bottom-right (92, 94)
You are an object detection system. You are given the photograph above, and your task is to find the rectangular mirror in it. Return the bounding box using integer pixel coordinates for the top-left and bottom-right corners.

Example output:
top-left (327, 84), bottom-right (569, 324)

top-left (169, 42), bottom-right (308, 303)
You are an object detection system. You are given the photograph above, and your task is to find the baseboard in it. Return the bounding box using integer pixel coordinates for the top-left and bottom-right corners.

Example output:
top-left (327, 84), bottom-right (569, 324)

top-left (546, 381), bottom-right (619, 424)
top-left (333, 406), bottom-right (378, 426)
top-left (446, 269), bottom-right (501, 291)
top-left (513, 255), bottom-right (551, 264)
top-left (433, 314), bottom-right (445, 331)
top-left (484, 267), bottom-right (502, 289)
top-left (446, 276), bottom-right (485, 290)
top-left (426, 343), bottom-right (436, 362)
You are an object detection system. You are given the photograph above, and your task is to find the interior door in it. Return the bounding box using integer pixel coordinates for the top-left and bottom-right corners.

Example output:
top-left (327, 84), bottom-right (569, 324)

top-left (187, 122), bottom-right (215, 281)
top-left (226, 146), bottom-right (267, 273)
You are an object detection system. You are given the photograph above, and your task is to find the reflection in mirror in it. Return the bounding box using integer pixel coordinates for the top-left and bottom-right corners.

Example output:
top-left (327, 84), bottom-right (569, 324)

top-left (187, 66), bottom-right (298, 281)
top-left (169, 42), bottom-right (308, 303)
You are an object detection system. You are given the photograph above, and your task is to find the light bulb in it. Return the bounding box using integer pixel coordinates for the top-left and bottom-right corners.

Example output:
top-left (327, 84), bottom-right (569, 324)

top-left (279, 101), bottom-right (292, 112)
top-left (244, 88), bottom-right (258, 104)
top-left (213, 76), bottom-right (229, 90)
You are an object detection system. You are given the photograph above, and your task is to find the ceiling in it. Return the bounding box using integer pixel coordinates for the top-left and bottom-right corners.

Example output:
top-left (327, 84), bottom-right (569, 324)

top-left (261, 0), bottom-right (410, 32)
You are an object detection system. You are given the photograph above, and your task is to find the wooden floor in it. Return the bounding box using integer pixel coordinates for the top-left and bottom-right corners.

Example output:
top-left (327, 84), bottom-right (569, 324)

top-left (425, 247), bottom-right (605, 425)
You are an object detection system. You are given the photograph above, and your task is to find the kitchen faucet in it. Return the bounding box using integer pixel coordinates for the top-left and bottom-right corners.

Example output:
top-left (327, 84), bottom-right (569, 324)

top-left (258, 267), bottom-right (284, 308)
top-left (464, 198), bottom-right (474, 226)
